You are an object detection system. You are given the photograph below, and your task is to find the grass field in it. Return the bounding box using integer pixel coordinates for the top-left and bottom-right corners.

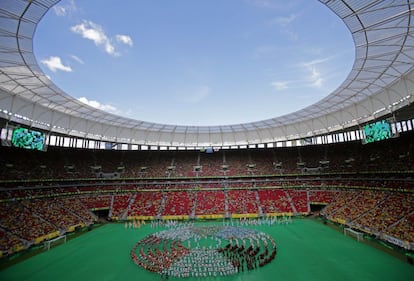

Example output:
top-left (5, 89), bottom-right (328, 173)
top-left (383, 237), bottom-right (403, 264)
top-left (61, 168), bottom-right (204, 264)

top-left (1, 219), bottom-right (413, 281)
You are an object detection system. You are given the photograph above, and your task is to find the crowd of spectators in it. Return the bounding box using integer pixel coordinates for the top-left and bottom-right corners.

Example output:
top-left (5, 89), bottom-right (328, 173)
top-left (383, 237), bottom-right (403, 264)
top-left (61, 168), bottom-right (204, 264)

top-left (128, 192), bottom-right (163, 217)
top-left (162, 191), bottom-right (195, 216)
top-left (227, 190), bottom-right (259, 215)
top-left (0, 131), bottom-right (413, 256)
top-left (286, 190), bottom-right (309, 213)
top-left (111, 194), bottom-right (132, 219)
top-left (0, 228), bottom-right (24, 256)
top-left (321, 190), bottom-right (414, 243)
top-left (0, 200), bottom-right (56, 241)
top-left (327, 190), bottom-right (387, 223)
top-left (1, 131), bottom-right (412, 181)
top-left (0, 185), bottom-right (413, 256)
top-left (195, 191), bottom-right (225, 216)
top-left (0, 197), bottom-right (96, 255)
top-left (353, 192), bottom-right (414, 234)
top-left (79, 195), bottom-right (112, 210)
top-left (387, 213), bottom-right (414, 242)
top-left (257, 190), bottom-right (293, 214)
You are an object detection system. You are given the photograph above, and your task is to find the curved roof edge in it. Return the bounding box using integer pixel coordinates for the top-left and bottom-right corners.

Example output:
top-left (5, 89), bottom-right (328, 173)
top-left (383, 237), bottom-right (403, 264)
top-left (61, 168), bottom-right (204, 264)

top-left (0, 0), bottom-right (414, 146)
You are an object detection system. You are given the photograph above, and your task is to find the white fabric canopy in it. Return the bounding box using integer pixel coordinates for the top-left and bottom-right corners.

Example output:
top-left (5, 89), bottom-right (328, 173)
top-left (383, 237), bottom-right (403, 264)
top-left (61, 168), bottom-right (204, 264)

top-left (0, 0), bottom-right (413, 147)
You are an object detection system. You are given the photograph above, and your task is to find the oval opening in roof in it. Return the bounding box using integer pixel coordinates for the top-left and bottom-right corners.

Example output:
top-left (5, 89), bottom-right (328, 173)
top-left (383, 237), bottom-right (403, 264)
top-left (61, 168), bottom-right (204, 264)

top-left (34, 0), bottom-right (354, 126)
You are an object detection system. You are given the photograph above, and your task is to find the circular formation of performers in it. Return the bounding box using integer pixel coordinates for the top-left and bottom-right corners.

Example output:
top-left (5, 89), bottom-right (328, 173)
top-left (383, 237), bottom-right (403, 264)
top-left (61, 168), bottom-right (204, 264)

top-left (130, 225), bottom-right (277, 278)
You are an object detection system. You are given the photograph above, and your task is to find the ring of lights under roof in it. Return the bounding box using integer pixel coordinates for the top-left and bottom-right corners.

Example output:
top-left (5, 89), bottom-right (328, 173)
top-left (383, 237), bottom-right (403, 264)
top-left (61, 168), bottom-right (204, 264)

top-left (130, 226), bottom-right (277, 278)
top-left (0, 0), bottom-right (414, 147)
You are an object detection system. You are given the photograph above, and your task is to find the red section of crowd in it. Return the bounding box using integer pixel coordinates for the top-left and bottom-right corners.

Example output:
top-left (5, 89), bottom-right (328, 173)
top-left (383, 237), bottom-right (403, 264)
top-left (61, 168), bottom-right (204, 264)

top-left (129, 192), bottom-right (163, 217)
top-left (163, 191), bottom-right (195, 216)
top-left (257, 190), bottom-right (293, 213)
top-left (195, 191), bottom-right (226, 215)
top-left (228, 190), bottom-right (259, 215)
top-left (0, 186), bottom-right (413, 256)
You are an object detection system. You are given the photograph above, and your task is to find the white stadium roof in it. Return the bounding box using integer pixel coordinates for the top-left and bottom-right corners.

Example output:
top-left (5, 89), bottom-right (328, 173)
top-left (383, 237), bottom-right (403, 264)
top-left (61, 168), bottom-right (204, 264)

top-left (0, 0), bottom-right (414, 147)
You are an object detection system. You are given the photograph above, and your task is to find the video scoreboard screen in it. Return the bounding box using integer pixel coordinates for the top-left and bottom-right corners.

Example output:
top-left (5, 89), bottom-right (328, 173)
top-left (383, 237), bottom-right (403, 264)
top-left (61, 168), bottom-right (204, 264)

top-left (362, 119), bottom-right (397, 144)
top-left (11, 127), bottom-right (46, 151)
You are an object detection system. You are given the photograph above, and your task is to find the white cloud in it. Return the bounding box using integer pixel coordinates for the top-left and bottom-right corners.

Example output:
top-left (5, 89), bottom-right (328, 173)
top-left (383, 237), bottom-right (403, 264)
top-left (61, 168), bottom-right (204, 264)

top-left (246, 0), bottom-right (301, 10)
top-left (301, 57), bottom-right (332, 67)
top-left (269, 13), bottom-right (300, 41)
top-left (53, 0), bottom-right (77, 17)
top-left (269, 57), bottom-right (332, 91)
top-left (71, 20), bottom-right (119, 56)
top-left (309, 67), bottom-right (323, 88)
top-left (116, 35), bottom-right (133, 46)
top-left (300, 57), bottom-right (333, 88)
top-left (71, 21), bottom-right (133, 56)
top-left (78, 97), bottom-right (118, 113)
top-left (270, 81), bottom-right (289, 91)
top-left (41, 56), bottom-right (72, 72)
top-left (246, 0), bottom-right (281, 9)
top-left (270, 14), bottom-right (298, 26)
top-left (70, 54), bottom-right (84, 64)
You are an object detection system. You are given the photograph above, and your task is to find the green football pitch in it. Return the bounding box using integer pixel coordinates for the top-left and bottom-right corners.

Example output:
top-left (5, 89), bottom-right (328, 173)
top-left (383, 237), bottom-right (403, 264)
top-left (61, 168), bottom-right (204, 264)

top-left (1, 219), bottom-right (413, 281)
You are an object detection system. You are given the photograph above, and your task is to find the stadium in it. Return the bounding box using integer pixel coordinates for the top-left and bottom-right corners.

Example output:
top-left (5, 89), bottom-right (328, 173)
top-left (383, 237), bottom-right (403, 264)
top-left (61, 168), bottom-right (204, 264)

top-left (1, 0), bottom-right (414, 280)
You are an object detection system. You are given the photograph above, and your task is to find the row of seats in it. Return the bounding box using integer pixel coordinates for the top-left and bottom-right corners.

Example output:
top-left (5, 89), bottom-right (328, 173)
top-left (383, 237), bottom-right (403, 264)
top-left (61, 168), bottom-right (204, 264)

top-left (0, 131), bottom-right (412, 256)
top-left (1, 187), bottom-right (413, 256)
top-left (321, 190), bottom-right (414, 242)
top-left (0, 132), bottom-right (412, 180)
top-left (0, 197), bottom-right (96, 255)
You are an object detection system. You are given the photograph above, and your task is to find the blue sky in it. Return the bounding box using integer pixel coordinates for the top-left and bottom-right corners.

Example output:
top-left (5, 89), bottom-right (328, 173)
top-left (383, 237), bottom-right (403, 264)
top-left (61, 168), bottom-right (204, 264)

top-left (34, 0), bottom-right (354, 126)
